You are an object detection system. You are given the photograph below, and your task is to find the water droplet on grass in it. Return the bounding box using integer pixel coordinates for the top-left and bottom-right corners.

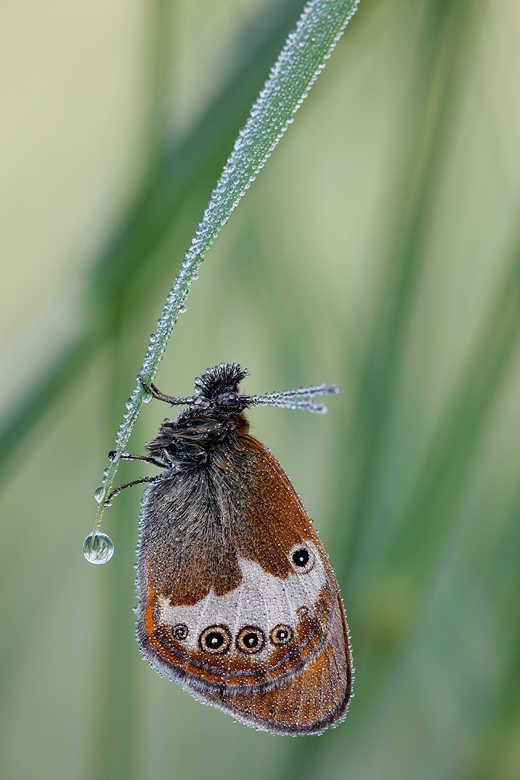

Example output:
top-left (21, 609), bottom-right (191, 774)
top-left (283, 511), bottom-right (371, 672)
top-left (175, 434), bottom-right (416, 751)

top-left (83, 533), bottom-right (114, 564)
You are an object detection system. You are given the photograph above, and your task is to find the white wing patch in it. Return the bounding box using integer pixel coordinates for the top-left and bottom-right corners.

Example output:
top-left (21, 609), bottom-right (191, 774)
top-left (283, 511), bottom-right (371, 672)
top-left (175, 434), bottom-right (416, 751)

top-left (157, 540), bottom-right (327, 661)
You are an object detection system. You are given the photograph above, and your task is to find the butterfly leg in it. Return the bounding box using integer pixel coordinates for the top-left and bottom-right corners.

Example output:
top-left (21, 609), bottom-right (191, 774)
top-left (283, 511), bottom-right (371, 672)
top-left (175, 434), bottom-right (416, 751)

top-left (137, 376), bottom-right (192, 406)
top-left (108, 450), bottom-right (164, 468)
top-left (106, 474), bottom-right (163, 504)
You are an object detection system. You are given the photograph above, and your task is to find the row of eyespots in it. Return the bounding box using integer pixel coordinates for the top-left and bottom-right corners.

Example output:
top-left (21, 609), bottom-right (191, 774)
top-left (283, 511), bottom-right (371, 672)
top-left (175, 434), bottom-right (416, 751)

top-left (171, 623), bottom-right (294, 654)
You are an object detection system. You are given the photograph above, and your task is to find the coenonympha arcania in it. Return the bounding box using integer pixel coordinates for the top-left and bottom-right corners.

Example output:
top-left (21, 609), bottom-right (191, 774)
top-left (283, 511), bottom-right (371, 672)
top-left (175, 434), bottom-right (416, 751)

top-left (109, 363), bottom-right (353, 734)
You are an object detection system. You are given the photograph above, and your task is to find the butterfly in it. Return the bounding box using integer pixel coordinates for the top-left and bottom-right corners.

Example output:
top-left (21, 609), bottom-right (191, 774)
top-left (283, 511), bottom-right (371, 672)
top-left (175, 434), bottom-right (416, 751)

top-left (109, 363), bottom-right (353, 734)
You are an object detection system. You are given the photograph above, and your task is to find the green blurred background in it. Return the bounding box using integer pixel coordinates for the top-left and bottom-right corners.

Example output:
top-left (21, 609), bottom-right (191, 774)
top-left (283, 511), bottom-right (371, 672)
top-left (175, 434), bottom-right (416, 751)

top-left (2, 0), bottom-right (520, 778)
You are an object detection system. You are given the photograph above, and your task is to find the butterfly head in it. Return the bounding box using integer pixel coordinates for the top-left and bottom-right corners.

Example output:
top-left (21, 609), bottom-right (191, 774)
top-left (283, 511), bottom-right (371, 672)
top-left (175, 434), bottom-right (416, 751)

top-left (145, 365), bottom-right (252, 465)
top-left (143, 363), bottom-right (338, 466)
top-left (193, 363), bottom-right (251, 417)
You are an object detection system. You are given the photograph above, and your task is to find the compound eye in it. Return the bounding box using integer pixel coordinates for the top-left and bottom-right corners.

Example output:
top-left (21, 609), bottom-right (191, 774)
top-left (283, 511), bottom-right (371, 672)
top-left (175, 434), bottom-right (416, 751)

top-left (199, 625), bottom-right (231, 654)
top-left (270, 625), bottom-right (293, 646)
top-left (289, 543), bottom-right (315, 574)
top-left (215, 390), bottom-right (240, 409)
top-left (236, 626), bottom-right (265, 654)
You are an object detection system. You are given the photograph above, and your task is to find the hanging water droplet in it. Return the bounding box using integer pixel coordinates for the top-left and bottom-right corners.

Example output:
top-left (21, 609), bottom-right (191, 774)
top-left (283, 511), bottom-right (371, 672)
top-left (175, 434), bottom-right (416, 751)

top-left (83, 533), bottom-right (114, 564)
top-left (103, 467), bottom-right (110, 478)
top-left (94, 486), bottom-right (105, 503)
top-left (142, 392), bottom-right (152, 404)
top-left (125, 397), bottom-right (133, 410)
top-left (179, 306), bottom-right (187, 314)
